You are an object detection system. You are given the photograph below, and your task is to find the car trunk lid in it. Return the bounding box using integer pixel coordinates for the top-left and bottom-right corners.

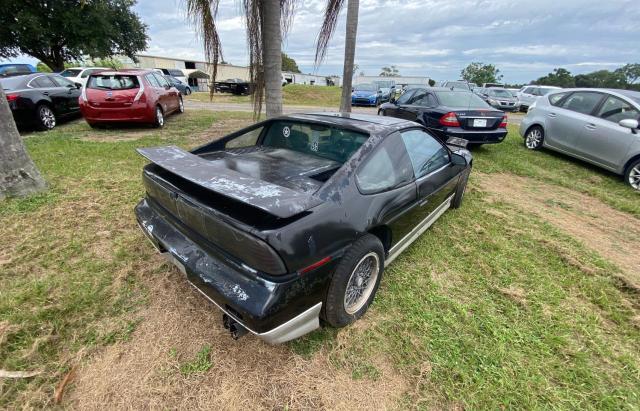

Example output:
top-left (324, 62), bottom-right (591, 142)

top-left (448, 108), bottom-right (505, 130)
top-left (85, 74), bottom-right (141, 108)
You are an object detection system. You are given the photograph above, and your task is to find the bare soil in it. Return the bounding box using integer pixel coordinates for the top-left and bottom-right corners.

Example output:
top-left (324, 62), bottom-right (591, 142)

top-left (478, 173), bottom-right (640, 291)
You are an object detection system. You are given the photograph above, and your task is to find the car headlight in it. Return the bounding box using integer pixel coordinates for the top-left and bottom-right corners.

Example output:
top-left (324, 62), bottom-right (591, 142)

top-left (488, 98), bottom-right (497, 104)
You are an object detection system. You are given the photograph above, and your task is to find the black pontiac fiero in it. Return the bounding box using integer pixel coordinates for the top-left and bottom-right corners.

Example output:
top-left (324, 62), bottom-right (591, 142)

top-left (134, 113), bottom-right (472, 343)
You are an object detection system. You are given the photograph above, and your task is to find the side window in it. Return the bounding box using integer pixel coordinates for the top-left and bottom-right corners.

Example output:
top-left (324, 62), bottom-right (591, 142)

top-left (400, 129), bottom-right (450, 178)
top-left (396, 89), bottom-right (416, 105)
top-left (50, 76), bottom-right (75, 87)
top-left (523, 87), bottom-right (534, 94)
top-left (560, 92), bottom-right (603, 115)
top-left (31, 76), bottom-right (56, 88)
top-left (81, 70), bottom-right (90, 78)
top-left (356, 133), bottom-right (414, 194)
top-left (145, 74), bottom-right (160, 88)
top-left (153, 73), bottom-right (169, 87)
top-left (549, 92), bottom-right (569, 106)
top-left (596, 96), bottom-right (640, 123)
top-left (408, 89), bottom-right (427, 105)
top-left (225, 127), bottom-right (263, 149)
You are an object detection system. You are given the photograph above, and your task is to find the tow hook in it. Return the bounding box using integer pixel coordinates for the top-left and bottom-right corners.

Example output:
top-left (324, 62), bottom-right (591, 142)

top-left (222, 314), bottom-right (248, 340)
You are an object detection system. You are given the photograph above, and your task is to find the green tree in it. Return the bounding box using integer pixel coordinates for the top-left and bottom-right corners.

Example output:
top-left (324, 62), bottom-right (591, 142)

top-left (460, 62), bottom-right (503, 85)
top-left (574, 70), bottom-right (626, 88)
top-left (379, 65), bottom-right (400, 77)
top-left (91, 58), bottom-right (123, 69)
top-left (615, 63), bottom-right (640, 85)
top-left (281, 52), bottom-right (301, 73)
top-left (0, 0), bottom-right (148, 72)
top-left (428, 79), bottom-right (436, 87)
top-left (36, 62), bottom-right (52, 72)
top-left (534, 68), bottom-right (575, 88)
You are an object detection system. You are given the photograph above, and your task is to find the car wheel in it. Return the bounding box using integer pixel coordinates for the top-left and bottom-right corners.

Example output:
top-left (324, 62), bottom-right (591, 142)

top-left (378, 109), bottom-right (385, 116)
top-left (451, 168), bottom-right (471, 209)
top-left (323, 234), bottom-right (384, 328)
top-left (625, 158), bottom-right (640, 191)
top-left (153, 106), bottom-right (164, 128)
top-left (524, 126), bottom-right (544, 150)
top-left (185, 87), bottom-right (191, 95)
top-left (35, 104), bottom-right (56, 130)
top-left (177, 96), bottom-right (185, 114)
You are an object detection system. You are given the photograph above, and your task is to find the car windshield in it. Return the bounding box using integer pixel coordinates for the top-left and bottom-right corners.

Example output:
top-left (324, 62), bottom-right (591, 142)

top-left (488, 89), bottom-right (514, 98)
top-left (0, 76), bottom-right (25, 90)
top-left (87, 74), bottom-right (139, 90)
top-left (434, 91), bottom-right (488, 108)
top-left (447, 82), bottom-right (470, 90)
top-left (354, 84), bottom-right (377, 92)
top-left (262, 121), bottom-right (370, 164)
top-left (59, 69), bottom-right (82, 78)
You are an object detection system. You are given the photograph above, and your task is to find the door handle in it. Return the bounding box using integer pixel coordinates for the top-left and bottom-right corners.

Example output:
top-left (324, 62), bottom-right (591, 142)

top-left (547, 112), bottom-right (556, 118)
top-left (585, 123), bottom-right (596, 131)
top-left (42, 92), bottom-right (49, 96)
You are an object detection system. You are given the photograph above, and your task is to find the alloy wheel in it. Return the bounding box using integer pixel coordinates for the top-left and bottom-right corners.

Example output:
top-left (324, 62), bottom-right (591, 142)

top-left (344, 252), bottom-right (380, 315)
top-left (629, 164), bottom-right (640, 190)
top-left (525, 128), bottom-right (542, 149)
top-left (39, 106), bottom-right (56, 129)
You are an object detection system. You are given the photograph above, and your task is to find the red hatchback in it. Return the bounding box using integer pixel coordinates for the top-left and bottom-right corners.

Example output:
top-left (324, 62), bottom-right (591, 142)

top-left (79, 69), bottom-right (184, 128)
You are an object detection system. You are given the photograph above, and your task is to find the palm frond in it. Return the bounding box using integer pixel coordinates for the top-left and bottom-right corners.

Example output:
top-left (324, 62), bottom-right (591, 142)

top-left (314, 0), bottom-right (345, 66)
top-left (183, 0), bottom-right (223, 100)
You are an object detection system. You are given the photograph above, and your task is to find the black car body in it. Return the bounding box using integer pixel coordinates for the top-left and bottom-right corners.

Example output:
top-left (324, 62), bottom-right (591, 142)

top-left (1, 73), bottom-right (82, 130)
top-left (378, 88), bottom-right (508, 145)
top-left (165, 75), bottom-right (192, 95)
top-left (214, 78), bottom-right (253, 95)
top-left (134, 113), bottom-right (472, 343)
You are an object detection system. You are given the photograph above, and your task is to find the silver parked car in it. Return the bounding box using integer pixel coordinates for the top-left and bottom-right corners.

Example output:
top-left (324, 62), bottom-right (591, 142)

top-left (520, 88), bottom-right (640, 190)
top-left (517, 85), bottom-right (562, 112)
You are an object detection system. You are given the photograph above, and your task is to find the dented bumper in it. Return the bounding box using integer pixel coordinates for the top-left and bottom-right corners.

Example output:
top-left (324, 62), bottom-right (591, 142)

top-left (134, 198), bottom-right (334, 343)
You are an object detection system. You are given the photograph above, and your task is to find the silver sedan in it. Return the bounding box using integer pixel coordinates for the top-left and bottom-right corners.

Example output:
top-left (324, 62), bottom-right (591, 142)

top-left (519, 88), bottom-right (640, 190)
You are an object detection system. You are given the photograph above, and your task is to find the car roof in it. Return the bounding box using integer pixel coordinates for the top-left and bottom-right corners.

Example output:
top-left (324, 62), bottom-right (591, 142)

top-left (278, 112), bottom-right (417, 133)
top-left (89, 68), bottom-right (153, 76)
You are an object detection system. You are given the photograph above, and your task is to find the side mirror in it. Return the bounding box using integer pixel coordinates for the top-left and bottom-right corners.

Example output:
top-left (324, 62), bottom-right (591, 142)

top-left (451, 153), bottom-right (468, 166)
top-left (74, 82), bottom-right (82, 89)
top-left (619, 119), bottom-right (639, 133)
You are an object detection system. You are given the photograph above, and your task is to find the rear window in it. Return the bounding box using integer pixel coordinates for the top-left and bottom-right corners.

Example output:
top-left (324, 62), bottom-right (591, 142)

top-left (59, 69), bottom-right (82, 78)
top-left (446, 81), bottom-right (470, 90)
top-left (434, 91), bottom-right (488, 108)
top-left (0, 65), bottom-right (32, 76)
top-left (87, 75), bottom-right (139, 90)
top-left (262, 121), bottom-right (369, 164)
top-left (0, 76), bottom-right (25, 90)
top-left (538, 87), bottom-right (557, 95)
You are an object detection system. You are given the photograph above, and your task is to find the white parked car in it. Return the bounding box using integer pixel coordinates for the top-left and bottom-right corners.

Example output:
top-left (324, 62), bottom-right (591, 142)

top-left (518, 85), bottom-right (562, 112)
top-left (59, 67), bottom-right (108, 87)
top-left (154, 68), bottom-right (188, 85)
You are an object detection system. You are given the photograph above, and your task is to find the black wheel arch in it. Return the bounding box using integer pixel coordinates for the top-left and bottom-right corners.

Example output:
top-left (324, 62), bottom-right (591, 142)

top-left (368, 225), bottom-right (392, 256)
top-left (624, 154), bottom-right (640, 176)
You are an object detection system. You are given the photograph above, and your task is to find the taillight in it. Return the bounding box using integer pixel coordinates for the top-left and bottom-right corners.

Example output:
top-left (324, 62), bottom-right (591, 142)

top-left (499, 115), bottom-right (508, 128)
top-left (5, 93), bottom-right (19, 103)
top-left (439, 112), bottom-right (460, 127)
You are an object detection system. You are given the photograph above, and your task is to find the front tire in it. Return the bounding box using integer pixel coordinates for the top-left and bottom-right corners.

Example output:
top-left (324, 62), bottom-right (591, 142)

top-left (525, 126), bottom-right (544, 150)
top-left (625, 158), bottom-right (640, 191)
top-left (451, 168), bottom-right (471, 209)
top-left (323, 235), bottom-right (385, 328)
top-left (153, 106), bottom-right (164, 128)
top-left (177, 96), bottom-right (184, 114)
top-left (185, 87), bottom-right (192, 95)
top-left (35, 104), bottom-right (56, 130)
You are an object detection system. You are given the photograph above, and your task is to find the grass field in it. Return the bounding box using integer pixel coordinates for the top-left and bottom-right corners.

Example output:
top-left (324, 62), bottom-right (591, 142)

top-left (186, 84), bottom-right (342, 106)
top-left (1, 111), bottom-right (639, 409)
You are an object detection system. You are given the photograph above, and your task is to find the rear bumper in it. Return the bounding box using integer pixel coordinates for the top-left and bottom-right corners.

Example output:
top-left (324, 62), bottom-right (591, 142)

top-left (80, 103), bottom-right (153, 123)
top-left (134, 198), bottom-right (333, 343)
top-left (438, 127), bottom-right (508, 144)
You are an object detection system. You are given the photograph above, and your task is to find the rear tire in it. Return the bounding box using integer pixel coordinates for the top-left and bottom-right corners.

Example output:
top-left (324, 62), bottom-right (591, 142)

top-left (153, 106), bottom-right (164, 128)
top-left (323, 235), bottom-right (384, 328)
top-left (624, 158), bottom-right (640, 191)
top-left (524, 126), bottom-right (544, 150)
top-left (185, 87), bottom-right (192, 95)
top-left (177, 96), bottom-right (184, 114)
top-left (451, 168), bottom-right (471, 209)
top-left (35, 104), bottom-right (56, 131)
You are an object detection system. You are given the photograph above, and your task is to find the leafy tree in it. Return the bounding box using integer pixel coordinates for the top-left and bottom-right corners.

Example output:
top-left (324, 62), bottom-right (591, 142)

top-left (379, 65), bottom-right (400, 77)
top-left (91, 58), bottom-right (123, 69)
top-left (0, 0), bottom-right (148, 72)
top-left (460, 62), bottom-right (503, 85)
top-left (282, 52), bottom-right (301, 73)
top-left (428, 79), bottom-right (436, 87)
top-left (615, 63), bottom-right (640, 85)
top-left (36, 62), bottom-right (52, 72)
top-left (534, 68), bottom-right (575, 88)
top-left (574, 70), bottom-right (626, 88)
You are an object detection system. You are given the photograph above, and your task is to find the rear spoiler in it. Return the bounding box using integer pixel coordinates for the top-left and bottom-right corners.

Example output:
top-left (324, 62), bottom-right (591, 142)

top-left (137, 146), bottom-right (322, 219)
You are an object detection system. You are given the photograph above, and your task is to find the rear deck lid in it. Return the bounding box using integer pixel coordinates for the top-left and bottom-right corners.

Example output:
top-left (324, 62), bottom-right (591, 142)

top-left (85, 74), bottom-right (141, 108)
top-left (137, 146), bottom-right (323, 219)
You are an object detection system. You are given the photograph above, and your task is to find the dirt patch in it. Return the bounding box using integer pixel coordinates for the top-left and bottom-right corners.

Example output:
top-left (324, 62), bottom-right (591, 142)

top-left (477, 173), bottom-right (640, 292)
top-left (188, 118), bottom-right (253, 147)
top-left (65, 260), bottom-right (408, 410)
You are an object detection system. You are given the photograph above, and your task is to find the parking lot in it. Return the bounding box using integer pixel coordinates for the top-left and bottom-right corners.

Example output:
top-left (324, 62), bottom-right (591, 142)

top-left (2, 105), bottom-right (639, 409)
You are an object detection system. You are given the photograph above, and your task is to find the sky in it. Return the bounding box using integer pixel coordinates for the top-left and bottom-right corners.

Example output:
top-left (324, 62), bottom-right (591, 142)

top-left (5, 0), bottom-right (640, 84)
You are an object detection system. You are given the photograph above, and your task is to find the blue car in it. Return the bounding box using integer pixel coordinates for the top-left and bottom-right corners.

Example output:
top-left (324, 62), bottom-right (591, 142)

top-left (0, 63), bottom-right (36, 77)
top-left (351, 83), bottom-right (381, 106)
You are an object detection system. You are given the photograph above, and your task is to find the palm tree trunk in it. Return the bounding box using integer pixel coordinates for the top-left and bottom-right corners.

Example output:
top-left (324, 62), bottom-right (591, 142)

top-left (339, 0), bottom-right (359, 112)
top-left (261, 0), bottom-right (283, 118)
top-left (0, 89), bottom-right (47, 199)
